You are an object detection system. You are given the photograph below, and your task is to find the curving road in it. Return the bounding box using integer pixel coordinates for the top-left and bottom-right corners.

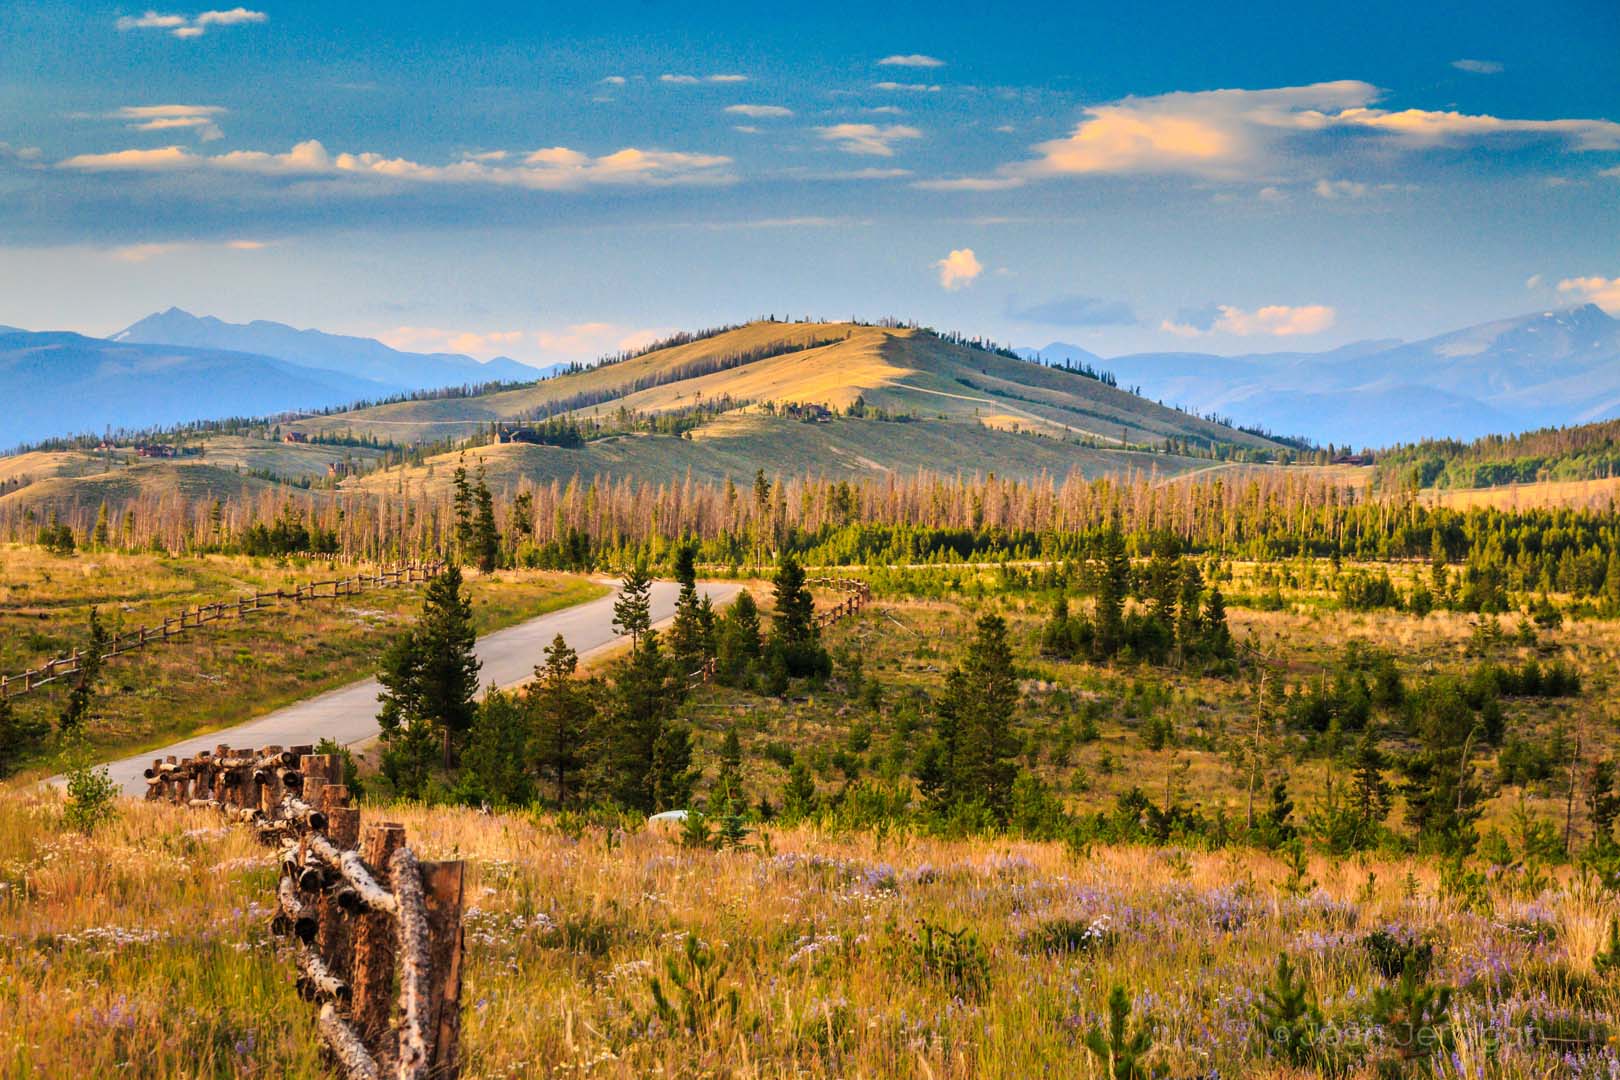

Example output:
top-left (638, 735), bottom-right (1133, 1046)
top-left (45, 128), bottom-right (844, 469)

top-left (94, 579), bottom-right (740, 797)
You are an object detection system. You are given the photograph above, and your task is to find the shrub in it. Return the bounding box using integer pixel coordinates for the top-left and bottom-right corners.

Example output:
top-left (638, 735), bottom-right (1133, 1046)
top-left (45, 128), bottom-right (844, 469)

top-left (62, 750), bottom-right (119, 836)
top-left (893, 918), bottom-right (991, 1001)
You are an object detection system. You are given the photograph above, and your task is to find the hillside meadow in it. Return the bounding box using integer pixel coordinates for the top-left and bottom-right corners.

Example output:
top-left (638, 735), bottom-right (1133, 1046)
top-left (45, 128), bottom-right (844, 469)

top-left (0, 546), bottom-right (604, 770)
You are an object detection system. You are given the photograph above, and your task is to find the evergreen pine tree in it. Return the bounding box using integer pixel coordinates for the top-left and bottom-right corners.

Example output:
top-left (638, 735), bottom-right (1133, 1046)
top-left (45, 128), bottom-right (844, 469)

top-left (59, 607), bottom-right (109, 734)
top-left (92, 501), bottom-right (110, 548)
top-left (1093, 526), bottom-right (1129, 658)
top-left (1350, 728), bottom-right (1392, 843)
top-left (376, 565), bottom-right (481, 793)
top-left (1202, 587), bottom-right (1233, 658)
top-left (471, 467), bottom-right (500, 572)
top-left (716, 590), bottom-right (762, 682)
top-left (931, 613), bottom-right (1021, 822)
top-left (613, 560), bottom-right (653, 652)
top-left (667, 544), bottom-right (707, 675)
top-left (529, 634), bottom-right (593, 806)
top-left (451, 458), bottom-right (474, 556)
top-left (770, 552), bottom-right (815, 646)
top-left (1175, 559), bottom-right (1205, 654)
top-left (596, 629), bottom-right (681, 811)
top-left (460, 689), bottom-right (533, 806)
top-left (782, 758), bottom-right (818, 820)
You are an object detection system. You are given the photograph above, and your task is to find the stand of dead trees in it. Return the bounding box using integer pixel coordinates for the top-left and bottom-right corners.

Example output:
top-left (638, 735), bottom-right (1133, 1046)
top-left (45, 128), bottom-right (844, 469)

top-left (146, 747), bottom-right (463, 1080)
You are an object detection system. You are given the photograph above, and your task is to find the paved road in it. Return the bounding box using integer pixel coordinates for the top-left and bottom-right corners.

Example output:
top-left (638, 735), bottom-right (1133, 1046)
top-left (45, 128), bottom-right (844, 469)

top-left (95, 579), bottom-right (740, 797)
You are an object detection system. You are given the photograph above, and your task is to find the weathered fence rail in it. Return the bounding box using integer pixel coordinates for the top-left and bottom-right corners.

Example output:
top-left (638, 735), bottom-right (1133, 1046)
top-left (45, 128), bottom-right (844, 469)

top-left (807, 576), bottom-right (872, 632)
top-left (148, 747), bottom-right (464, 1079)
top-left (1, 561), bottom-right (444, 700)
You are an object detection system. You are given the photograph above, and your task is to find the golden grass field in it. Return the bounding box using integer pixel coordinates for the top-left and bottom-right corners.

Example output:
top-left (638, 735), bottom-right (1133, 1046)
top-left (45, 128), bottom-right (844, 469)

top-left (2, 785), bottom-right (1615, 1078)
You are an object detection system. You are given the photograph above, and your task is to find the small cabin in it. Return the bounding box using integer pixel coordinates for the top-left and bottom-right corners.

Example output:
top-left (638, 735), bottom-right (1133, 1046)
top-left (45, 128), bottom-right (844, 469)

top-left (283, 431), bottom-right (309, 444)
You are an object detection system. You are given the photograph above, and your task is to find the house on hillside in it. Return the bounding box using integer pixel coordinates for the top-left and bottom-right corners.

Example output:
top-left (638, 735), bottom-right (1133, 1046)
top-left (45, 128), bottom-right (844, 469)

top-left (327, 461), bottom-right (351, 478)
top-left (1331, 453), bottom-right (1375, 466)
top-left (283, 431), bottom-right (309, 444)
top-left (133, 443), bottom-right (176, 458)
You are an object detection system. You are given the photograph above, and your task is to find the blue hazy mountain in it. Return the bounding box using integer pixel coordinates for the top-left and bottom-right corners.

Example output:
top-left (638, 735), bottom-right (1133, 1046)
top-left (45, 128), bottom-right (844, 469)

top-left (1024, 306), bottom-right (1620, 446)
top-left (1, 330), bottom-right (388, 447)
top-left (112, 308), bottom-right (550, 391)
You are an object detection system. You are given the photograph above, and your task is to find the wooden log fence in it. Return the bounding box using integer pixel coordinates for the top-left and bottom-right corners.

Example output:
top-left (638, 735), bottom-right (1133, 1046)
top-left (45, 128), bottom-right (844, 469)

top-left (148, 747), bottom-right (464, 1079)
top-left (0, 561), bottom-right (444, 701)
top-left (685, 576), bottom-right (872, 687)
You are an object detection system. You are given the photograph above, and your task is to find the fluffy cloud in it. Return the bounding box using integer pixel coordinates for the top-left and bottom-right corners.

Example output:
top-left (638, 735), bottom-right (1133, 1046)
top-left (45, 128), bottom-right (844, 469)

top-left (116, 8), bottom-right (266, 38)
top-left (872, 81), bottom-right (941, 93)
top-left (1314, 178), bottom-right (1369, 199)
top-left (59, 139), bottom-right (734, 190)
top-left (1557, 276), bottom-right (1620, 313)
top-left (878, 54), bottom-right (945, 68)
top-left (1451, 59), bottom-right (1504, 74)
top-left (109, 104), bottom-right (226, 141)
top-left (1009, 295), bottom-right (1136, 326)
top-left (815, 123), bottom-right (922, 156)
top-left (935, 248), bottom-right (982, 290)
top-left (1162, 303), bottom-right (1336, 337)
top-left (922, 81), bottom-right (1620, 188)
top-left (724, 104), bottom-right (793, 118)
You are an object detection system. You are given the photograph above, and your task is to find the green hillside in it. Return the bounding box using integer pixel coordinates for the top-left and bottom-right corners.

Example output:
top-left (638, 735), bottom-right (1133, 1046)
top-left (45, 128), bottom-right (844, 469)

top-left (0, 320), bottom-right (1289, 511)
top-left (290, 322), bottom-right (1278, 452)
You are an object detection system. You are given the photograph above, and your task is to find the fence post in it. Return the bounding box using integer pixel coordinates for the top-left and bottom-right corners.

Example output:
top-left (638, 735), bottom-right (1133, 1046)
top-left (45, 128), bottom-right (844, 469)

top-left (353, 821), bottom-right (407, 1056)
top-left (421, 861), bottom-right (466, 1077)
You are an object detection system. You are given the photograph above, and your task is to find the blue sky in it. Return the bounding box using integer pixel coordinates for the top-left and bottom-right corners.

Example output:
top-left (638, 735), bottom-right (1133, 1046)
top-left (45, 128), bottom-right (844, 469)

top-left (1, 0), bottom-right (1617, 365)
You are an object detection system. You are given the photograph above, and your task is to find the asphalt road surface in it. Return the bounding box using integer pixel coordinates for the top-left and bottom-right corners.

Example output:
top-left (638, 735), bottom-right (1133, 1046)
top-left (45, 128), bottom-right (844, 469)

top-left (94, 579), bottom-right (740, 797)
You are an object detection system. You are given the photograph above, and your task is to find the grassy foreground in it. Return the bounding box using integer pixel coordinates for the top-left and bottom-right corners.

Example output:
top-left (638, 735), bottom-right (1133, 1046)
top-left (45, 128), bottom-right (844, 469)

top-left (0, 547), bottom-right (606, 769)
top-left (2, 786), bottom-right (1616, 1078)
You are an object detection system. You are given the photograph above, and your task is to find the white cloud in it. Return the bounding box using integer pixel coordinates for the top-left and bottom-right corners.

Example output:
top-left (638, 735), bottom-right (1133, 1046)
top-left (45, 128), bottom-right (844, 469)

top-left (866, 105), bottom-right (905, 115)
top-left (1162, 303), bottom-right (1336, 337)
top-left (1525, 274), bottom-right (1543, 289)
top-left (661, 73), bottom-right (747, 84)
top-left (116, 8), bottom-right (266, 38)
top-left (913, 175), bottom-right (1025, 191)
top-left (923, 81), bottom-right (1620, 188)
top-left (815, 123), bottom-right (922, 156)
top-left (724, 104), bottom-right (793, 118)
top-left (108, 104), bottom-right (226, 141)
top-left (106, 237), bottom-right (266, 262)
top-left (58, 139), bottom-right (735, 190)
top-left (935, 248), bottom-right (982, 290)
top-left (878, 54), bottom-right (945, 68)
top-left (599, 75), bottom-right (626, 86)
top-left (1314, 178), bottom-right (1369, 199)
top-left (1557, 275), bottom-right (1620, 313)
top-left (1451, 59), bottom-right (1504, 74)
top-left (873, 81), bottom-right (941, 93)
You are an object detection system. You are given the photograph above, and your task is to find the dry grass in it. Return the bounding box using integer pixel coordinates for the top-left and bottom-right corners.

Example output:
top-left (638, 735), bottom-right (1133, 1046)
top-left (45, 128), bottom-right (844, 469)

top-left (3, 785), bottom-right (1616, 1077)
top-left (1425, 476), bottom-right (1620, 511)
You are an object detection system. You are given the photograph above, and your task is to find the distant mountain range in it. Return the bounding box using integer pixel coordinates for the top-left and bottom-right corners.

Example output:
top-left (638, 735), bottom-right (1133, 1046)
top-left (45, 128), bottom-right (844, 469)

top-left (1021, 304), bottom-right (1620, 446)
top-left (2, 309), bottom-right (556, 448)
top-left (112, 308), bottom-right (547, 389)
top-left (0, 330), bottom-right (385, 447)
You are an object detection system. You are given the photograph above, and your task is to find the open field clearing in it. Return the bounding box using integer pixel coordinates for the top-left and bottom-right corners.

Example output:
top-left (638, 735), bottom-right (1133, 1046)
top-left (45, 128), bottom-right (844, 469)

top-left (0, 547), bottom-right (604, 770)
top-left (1424, 476), bottom-right (1620, 511)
